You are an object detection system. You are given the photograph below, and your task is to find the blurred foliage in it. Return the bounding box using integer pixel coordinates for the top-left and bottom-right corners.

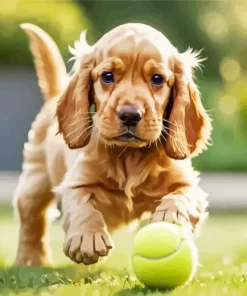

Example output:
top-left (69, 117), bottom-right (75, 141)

top-left (0, 0), bottom-right (90, 65)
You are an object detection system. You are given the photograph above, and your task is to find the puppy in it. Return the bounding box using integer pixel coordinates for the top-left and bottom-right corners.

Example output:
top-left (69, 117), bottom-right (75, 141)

top-left (14, 23), bottom-right (212, 266)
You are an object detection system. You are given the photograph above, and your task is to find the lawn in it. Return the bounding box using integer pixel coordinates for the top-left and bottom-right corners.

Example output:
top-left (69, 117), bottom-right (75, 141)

top-left (1, 204), bottom-right (247, 296)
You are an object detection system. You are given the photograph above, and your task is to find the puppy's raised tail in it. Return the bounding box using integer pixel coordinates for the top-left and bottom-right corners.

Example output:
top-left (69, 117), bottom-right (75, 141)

top-left (21, 23), bottom-right (68, 101)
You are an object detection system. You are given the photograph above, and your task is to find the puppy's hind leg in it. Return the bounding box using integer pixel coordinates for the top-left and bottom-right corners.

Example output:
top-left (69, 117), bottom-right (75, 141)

top-left (14, 170), bottom-right (55, 266)
top-left (14, 111), bottom-right (57, 266)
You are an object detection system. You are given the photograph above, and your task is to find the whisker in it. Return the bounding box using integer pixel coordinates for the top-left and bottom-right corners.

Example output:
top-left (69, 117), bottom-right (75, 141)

top-left (161, 130), bottom-right (185, 154)
top-left (67, 117), bottom-right (91, 128)
top-left (117, 146), bottom-right (128, 159)
top-left (82, 124), bottom-right (94, 133)
top-left (160, 131), bottom-right (182, 153)
top-left (161, 131), bottom-right (184, 154)
top-left (74, 111), bottom-right (96, 115)
top-left (163, 119), bottom-right (184, 129)
top-left (162, 127), bottom-right (178, 141)
top-left (69, 124), bottom-right (94, 144)
top-left (162, 126), bottom-right (192, 148)
top-left (65, 120), bottom-right (92, 138)
top-left (82, 126), bottom-right (93, 143)
top-left (160, 133), bottom-right (167, 143)
top-left (162, 125), bottom-right (180, 135)
top-left (162, 128), bottom-right (181, 151)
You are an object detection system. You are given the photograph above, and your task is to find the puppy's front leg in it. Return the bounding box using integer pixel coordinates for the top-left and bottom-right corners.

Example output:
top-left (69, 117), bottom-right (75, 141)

top-left (61, 188), bottom-right (113, 265)
top-left (151, 186), bottom-right (208, 234)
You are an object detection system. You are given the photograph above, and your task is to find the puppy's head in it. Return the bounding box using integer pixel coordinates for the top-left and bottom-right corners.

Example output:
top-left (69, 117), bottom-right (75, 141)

top-left (57, 23), bottom-right (212, 159)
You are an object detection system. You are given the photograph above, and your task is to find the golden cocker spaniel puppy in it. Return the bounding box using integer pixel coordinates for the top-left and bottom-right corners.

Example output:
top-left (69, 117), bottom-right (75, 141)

top-left (14, 23), bottom-right (212, 266)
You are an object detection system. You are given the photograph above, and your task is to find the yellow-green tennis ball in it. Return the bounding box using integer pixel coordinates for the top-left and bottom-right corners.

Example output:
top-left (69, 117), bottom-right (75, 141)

top-left (132, 222), bottom-right (198, 289)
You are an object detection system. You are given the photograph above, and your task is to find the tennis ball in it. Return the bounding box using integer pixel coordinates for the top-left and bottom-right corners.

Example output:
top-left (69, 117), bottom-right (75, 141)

top-left (132, 222), bottom-right (198, 289)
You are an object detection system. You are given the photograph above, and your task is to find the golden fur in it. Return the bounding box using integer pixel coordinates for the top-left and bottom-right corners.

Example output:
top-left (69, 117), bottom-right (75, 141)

top-left (14, 23), bottom-right (212, 266)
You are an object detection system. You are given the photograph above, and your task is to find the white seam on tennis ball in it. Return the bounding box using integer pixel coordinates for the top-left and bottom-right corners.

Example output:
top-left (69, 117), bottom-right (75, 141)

top-left (133, 240), bottom-right (184, 261)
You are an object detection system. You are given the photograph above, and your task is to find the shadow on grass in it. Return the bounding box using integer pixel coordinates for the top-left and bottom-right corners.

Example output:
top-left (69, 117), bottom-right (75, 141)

top-left (118, 286), bottom-right (172, 296)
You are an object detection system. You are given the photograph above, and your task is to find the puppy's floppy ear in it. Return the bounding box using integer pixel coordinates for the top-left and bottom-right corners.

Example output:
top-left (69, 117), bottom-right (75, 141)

top-left (56, 54), bottom-right (95, 149)
top-left (164, 50), bottom-right (212, 159)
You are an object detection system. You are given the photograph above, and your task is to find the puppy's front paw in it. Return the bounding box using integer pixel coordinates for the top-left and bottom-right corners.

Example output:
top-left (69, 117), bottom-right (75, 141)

top-left (151, 196), bottom-right (191, 225)
top-left (64, 231), bottom-right (113, 265)
top-left (63, 210), bottom-right (114, 265)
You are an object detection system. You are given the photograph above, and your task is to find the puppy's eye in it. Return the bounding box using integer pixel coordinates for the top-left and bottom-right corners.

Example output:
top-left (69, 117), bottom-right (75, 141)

top-left (101, 71), bottom-right (114, 84)
top-left (151, 74), bottom-right (165, 86)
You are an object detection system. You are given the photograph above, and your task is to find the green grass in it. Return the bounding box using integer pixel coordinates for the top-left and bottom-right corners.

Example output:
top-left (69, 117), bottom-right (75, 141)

top-left (1, 205), bottom-right (247, 295)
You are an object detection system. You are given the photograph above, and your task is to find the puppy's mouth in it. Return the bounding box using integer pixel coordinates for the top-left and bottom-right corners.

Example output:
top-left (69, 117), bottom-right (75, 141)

top-left (114, 132), bottom-right (141, 142)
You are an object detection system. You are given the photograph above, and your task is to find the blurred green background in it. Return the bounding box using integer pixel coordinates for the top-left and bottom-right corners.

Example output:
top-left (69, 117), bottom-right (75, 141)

top-left (1, 0), bottom-right (247, 172)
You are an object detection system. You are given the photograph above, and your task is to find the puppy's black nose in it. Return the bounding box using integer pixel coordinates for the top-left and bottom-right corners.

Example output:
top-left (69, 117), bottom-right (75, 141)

top-left (118, 106), bottom-right (142, 127)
